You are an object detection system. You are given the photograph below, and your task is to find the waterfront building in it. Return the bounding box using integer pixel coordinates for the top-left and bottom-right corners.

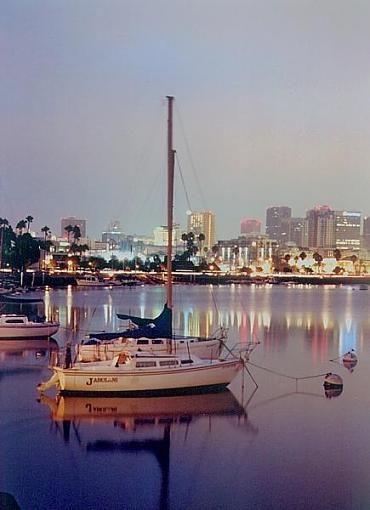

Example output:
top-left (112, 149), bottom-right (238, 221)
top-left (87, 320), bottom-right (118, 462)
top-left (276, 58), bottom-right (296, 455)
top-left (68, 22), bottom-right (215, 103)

top-left (61, 217), bottom-right (86, 239)
top-left (240, 218), bottom-right (261, 236)
top-left (187, 211), bottom-right (216, 250)
top-left (217, 235), bottom-right (278, 267)
top-left (265, 206), bottom-right (291, 246)
top-left (334, 211), bottom-right (361, 252)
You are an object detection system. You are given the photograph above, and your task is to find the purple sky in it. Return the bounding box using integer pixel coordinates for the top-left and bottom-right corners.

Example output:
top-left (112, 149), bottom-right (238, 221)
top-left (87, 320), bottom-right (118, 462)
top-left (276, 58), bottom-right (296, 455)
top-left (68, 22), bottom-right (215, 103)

top-left (1, 0), bottom-right (370, 239)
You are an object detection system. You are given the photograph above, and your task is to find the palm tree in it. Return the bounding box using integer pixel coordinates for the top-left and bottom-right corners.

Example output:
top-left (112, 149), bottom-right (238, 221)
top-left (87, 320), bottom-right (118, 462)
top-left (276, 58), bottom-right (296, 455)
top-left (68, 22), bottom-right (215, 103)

top-left (333, 249), bottom-right (341, 261)
top-left (26, 215), bottom-right (34, 233)
top-left (313, 252), bottom-right (323, 273)
top-left (41, 226), bottom-right (50, 241)
top-left (181, 233), bottom-right (188, 251)
top-left (64, 224), bottom-right (73, 243)
top-left (0, 218), bottom-right (9, 269)
top-left (72, 225), bottom-right (81, 243)
top-left (16, 220), bottom-right (27, 235)
top-left (198, 233), bottom-right (205, 255)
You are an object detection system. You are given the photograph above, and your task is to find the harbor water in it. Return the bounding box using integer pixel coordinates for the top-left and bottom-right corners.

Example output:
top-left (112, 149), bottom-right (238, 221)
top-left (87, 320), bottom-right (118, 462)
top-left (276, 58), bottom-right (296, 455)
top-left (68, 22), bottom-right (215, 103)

top-left (1, 283), bottom-right (370, 509)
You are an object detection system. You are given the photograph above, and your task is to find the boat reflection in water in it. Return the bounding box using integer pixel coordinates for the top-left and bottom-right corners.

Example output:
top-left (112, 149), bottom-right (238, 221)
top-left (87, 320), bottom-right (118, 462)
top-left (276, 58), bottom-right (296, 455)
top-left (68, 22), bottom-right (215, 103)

top-left (39, 390), bottom-right (247, 430)
top-left (39, 391), bottom-right (255, 510)
top-left (0, 337), bottom-right (59, 374)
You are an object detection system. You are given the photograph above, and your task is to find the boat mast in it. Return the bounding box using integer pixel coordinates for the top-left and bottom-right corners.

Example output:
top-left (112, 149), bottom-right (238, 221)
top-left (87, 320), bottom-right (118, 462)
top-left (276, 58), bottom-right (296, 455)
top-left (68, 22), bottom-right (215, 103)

top-left (166, 96), bottom-right (174, 309)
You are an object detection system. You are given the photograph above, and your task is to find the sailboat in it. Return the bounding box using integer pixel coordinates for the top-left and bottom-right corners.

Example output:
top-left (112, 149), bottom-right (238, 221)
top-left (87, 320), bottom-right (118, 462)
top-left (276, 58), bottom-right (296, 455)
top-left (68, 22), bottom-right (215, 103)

top-left (37, 96), bottom-right (245, 396)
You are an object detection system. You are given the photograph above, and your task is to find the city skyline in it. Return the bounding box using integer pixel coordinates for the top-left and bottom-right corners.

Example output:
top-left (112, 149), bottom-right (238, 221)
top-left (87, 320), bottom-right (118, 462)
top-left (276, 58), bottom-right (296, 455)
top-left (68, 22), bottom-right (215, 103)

top-left (2, 1), bottom-right (370, 240)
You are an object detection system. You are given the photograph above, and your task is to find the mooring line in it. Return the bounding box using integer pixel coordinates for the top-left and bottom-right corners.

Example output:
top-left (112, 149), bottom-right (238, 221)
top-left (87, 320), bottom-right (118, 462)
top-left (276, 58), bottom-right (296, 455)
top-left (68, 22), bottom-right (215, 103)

top-left (246, 360), bottom-right (328, 382)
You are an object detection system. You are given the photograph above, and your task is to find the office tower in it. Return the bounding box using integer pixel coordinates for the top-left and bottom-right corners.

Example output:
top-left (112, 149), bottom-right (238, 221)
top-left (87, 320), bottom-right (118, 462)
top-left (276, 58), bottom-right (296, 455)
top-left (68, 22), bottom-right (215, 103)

top-left (334, 211), bottom-right (361, 251)
top-left (289, 217), bottom-right (307, 247)
top-left (240, 219), bottom-right (261, 235)
top-left (306, 205), bottom-right (334, 249)
top-left (102, 220), bottom-right (125, 247)
top-left (187, 211), bottom-right (216, 250)
top-left (265, 206), bottom-right (291, 245)
top-left (363, 217), bottom-right (370, 249)
top-left (61, 217), bottom-right (87, 239)
top-left (153, 224), bottom-right (181, 246)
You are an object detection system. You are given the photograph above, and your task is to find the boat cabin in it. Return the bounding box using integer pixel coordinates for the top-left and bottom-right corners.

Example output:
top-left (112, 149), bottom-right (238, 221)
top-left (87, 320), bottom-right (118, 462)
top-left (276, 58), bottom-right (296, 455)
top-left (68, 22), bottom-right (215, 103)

top-left (112, 352), bottom-right (194, 368)
top-left (0, 314), bottom-right (29, 325)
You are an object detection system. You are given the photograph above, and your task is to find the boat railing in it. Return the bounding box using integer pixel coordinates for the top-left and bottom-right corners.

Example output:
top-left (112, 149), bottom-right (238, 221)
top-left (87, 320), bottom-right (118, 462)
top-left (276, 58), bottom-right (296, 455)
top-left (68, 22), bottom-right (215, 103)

top-left (222, 341), bottom-right (260, 361)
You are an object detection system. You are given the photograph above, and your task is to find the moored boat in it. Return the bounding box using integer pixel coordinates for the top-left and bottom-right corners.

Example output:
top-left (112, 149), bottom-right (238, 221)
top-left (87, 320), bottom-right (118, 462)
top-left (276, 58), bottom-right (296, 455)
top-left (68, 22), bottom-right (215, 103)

top-left (0, 314), bottom-right (59, 339)
top-left (75, 275), bottom-right (106, 287)
top-left (38, 350), bottom-right (244, 396)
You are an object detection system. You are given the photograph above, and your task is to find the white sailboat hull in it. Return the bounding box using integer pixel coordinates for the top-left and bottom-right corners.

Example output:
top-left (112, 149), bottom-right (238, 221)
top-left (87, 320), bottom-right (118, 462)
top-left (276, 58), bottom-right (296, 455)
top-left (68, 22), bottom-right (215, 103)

top-left (53, 358), bottom-right (243, 395)
top-left (0, 323), bottom-right (59, 339)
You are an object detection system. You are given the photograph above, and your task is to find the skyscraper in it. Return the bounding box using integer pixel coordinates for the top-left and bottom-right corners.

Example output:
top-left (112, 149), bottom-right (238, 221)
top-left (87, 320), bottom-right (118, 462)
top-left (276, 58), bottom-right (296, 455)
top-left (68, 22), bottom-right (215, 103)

top-left (306, 205), bottom-right (334, 249)
top-left (187, 211), bottom-right (216, 250)
top-left (363, 217), bottom-right (370, 249)
top-left (240, 218), bottom-right (261, 236)
top-left (265, 206), bottom-right (291, 245)
top-left (334, 211), bottom-right (361, 251)
top-left (289, 217), bottom-right (307, 247)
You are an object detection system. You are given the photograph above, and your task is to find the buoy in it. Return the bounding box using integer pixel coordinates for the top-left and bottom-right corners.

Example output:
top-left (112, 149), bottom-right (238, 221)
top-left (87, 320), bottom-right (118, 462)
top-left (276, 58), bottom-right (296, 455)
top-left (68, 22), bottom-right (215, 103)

top-left (325, 387), bottom-right (343, 399)
top-left (323, 373), bottom-right (343, 389)
top-left (342, 350), bottom-right (358, 364)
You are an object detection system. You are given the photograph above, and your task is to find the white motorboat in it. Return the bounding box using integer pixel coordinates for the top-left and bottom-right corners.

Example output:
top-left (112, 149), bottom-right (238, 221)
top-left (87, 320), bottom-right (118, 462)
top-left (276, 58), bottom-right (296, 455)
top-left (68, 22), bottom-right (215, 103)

top-left (38, 350), bottom-right (244, 395)
top-left (0, 314), bottom-right (59, 339)
top-left (75, 275), bottom-right (106, 287)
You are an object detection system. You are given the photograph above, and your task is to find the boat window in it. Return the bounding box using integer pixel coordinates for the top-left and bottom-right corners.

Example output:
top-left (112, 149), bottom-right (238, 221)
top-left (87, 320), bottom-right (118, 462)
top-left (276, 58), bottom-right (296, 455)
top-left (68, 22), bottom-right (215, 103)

top-left (181, 359), bottom-right (194, 365)
top-left (159, 360), bottom-right (179, 367)
top-left (137, 339), bottom-right (149, 345)
top-left (136, 361), bottom-right (156, 368)
top-left (152, 339), bottom-right (164, 345)
top-left (5, 319), bottom-right (25, 324)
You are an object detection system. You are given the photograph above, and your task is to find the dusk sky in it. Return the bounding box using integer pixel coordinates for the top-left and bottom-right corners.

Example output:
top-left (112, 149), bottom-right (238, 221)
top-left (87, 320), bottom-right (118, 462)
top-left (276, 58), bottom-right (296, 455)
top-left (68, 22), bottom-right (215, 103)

top-left (1, 0), bottom-right (370, 239)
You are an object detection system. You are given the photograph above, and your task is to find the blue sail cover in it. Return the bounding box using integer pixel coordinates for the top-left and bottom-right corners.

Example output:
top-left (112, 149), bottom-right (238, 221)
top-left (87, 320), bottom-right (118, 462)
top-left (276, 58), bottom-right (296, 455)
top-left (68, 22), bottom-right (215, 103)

top-left (89, 304), bottom-right (172, 341)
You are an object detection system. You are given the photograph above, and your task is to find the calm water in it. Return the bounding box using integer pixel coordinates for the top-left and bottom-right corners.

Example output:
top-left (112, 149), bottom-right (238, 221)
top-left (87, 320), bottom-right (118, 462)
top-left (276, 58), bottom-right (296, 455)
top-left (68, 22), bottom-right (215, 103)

top-left (1, 284), bottom-right (370, 510)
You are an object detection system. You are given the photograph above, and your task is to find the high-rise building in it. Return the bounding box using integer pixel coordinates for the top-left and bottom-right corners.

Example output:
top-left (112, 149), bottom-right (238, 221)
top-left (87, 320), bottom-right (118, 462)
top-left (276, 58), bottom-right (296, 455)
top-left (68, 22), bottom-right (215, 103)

top-left (306, 205), bottom-right (334, 249)
top-left (153, 224), bottom-right (181, 247)
top-left (363, 217), bottom-right (370, 249)
top-left (335, 211), bottom-right (361, 251)
top-left (61, 217), bottom-right (87, 239)
top-left (240, 219), bottom-right (261, 236)
top-left (289, 217), bottom-right (307, 247)
top-left (102, 220), bottom-right (125, 248)
top-left (265, 206), bottom-right (291, 245)
top-left (187, 211), bottom-right (216, 250)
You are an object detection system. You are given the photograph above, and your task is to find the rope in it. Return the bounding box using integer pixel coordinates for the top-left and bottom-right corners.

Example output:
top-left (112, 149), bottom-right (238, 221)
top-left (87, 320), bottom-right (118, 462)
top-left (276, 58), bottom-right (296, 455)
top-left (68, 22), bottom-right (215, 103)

top-left (246, 360), bottom-right (329, 382)
top-left (174, 103), bottom-right (208, 211)
top-left (175, 153), bottom-right (192, 212)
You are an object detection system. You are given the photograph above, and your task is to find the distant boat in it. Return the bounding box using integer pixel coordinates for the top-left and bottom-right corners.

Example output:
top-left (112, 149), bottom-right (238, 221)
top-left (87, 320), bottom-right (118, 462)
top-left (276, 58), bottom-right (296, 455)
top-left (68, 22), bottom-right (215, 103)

top-left (359, 284), bottom-right (368, 290)
top-left (0, 314), bottom-right (59, 339)
top-left (0, 292), bottom-right (44, 303)
top-left (75, 275), bottom-right (106, 287)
